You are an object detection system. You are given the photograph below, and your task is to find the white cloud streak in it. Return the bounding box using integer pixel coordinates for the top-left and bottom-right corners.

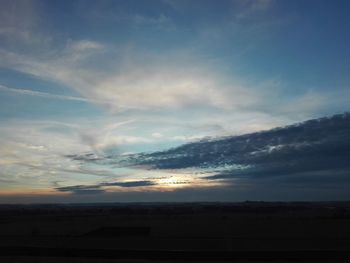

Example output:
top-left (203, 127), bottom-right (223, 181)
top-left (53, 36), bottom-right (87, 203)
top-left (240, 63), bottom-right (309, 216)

top-left (0, 84), bottom-right (91, 103)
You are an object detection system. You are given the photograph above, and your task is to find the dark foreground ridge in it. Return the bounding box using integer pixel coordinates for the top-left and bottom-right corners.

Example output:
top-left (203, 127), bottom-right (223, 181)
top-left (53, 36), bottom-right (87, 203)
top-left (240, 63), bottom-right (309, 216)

top-left (1, 202), bottom-right (350, 262)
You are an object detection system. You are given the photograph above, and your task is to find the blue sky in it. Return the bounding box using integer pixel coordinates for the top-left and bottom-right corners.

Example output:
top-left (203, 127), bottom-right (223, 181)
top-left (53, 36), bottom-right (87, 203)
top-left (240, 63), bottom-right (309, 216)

top-left (0, 0), bottom-right (350, 202)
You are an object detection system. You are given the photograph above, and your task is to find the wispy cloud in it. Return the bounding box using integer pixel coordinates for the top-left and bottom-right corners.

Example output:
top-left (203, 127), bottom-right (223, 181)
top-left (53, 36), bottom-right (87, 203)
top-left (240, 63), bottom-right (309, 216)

top-left (0, 45), bottom-right (254, 111)
top-left (0, 117), bottom-right (158, 192)
top-left (234, 0), bottom-right (274, 20)
top-left (0, 84), bottom-right (91, 103)
top-left (0, 0), bottom-right (42, 46)
top-left (0, 0), bottom-right (341, 124)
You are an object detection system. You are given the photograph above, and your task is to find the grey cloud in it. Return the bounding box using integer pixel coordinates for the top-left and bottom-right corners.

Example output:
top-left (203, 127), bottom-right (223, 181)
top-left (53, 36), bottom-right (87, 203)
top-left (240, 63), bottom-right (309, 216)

top-left (65, 153), bottom-right (103, 162)
top-left (56, 185), bottom-right (106, 195)
top-left (101, 180), bottom-right (156, 188)
top-left (121, 113), bottom-right (350, 188)
top-left (55, 180), bottom-right (156, 195)
top-left (0, 0), bottom-right (37, 40)
top-left (16, 161), bottom-right (115, 178)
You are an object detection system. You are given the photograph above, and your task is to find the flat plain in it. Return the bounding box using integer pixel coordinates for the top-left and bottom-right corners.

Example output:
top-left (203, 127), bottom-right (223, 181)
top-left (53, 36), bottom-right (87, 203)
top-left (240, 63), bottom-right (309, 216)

top-left (1, 202), bottom-right (350, 262)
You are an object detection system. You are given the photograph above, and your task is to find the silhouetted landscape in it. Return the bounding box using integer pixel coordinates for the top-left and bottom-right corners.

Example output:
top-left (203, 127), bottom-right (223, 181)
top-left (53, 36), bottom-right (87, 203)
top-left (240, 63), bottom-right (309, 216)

top-left (1, 202), bottom-right (350, 262)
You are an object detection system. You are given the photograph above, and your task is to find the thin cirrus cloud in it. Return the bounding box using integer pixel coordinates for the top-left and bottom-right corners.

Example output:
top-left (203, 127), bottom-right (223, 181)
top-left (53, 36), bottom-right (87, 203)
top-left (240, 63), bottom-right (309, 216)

top-left (0, 42), bottom-right (261, 112)
top-left (0, 0), bottom-right (344, 121)
top-left (0, 0), bottom-right (316, 119)
top-left (1, 38), bottom-right (346, 123)
top-left (1, 41), bottom-right (339, 124)
top-left (0, 84), bottom-right (92, 103)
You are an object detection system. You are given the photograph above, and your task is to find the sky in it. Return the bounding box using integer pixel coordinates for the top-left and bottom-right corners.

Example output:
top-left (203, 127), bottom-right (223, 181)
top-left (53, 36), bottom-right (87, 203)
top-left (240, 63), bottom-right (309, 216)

top-left (0, 0), bottom-right (350, 203)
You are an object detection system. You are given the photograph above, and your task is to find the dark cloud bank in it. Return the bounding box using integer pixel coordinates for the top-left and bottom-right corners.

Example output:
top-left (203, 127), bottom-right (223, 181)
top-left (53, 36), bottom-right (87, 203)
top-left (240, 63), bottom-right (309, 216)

top-left (56, 180), bottom-right (156, 195)
top-left (64, 113), bottom-right (350, 201)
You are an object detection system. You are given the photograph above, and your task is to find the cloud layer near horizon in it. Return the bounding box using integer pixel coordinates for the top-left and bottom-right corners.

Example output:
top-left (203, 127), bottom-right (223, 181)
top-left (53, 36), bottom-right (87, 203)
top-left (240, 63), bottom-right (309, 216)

top-left (103, 113), bottom-right (350, 198)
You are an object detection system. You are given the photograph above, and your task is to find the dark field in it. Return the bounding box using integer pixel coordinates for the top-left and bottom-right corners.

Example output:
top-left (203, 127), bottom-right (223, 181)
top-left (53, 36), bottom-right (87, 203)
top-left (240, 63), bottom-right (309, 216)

top-left (1, 202), bottom-right (350, 262)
